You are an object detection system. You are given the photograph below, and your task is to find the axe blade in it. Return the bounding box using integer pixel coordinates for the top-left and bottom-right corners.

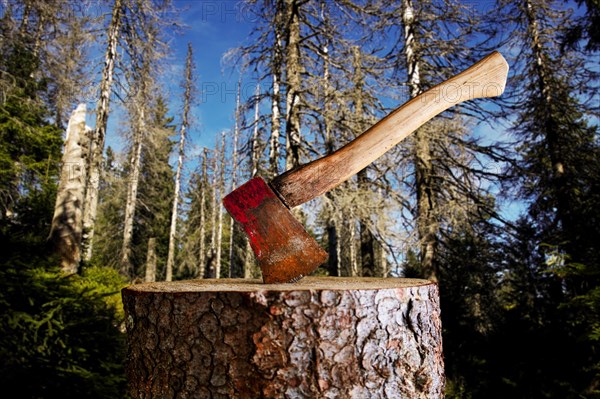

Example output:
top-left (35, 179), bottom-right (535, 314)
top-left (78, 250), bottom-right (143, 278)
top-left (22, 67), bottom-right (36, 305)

top-left (223, 177), bottom-right (327, 284)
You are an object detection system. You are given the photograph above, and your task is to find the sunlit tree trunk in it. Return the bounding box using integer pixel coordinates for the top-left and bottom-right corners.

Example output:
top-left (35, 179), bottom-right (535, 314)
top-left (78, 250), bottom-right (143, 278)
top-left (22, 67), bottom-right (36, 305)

top-left (215, 133), bottom-right (226, 279)
top-left (284, 0), bottom-right (302, 170)
top-left (49, 104), bottom-right (88, 274)
top-left (229, 81), bottom-right (242, 278)
top-left (121, 104), bottom-right (145, 276)
top-left (198, 149), bottom-right (208, 277)
top-left (269, 14), bottom-right (283, 177)
top-left (251, 84), bottom-right (261, 178)
top-left (83, 0), bottom-right (122, 261)
top-left (204, 145), bottom-right (219, 279)
top-left (166, 44), bottom-right (194, 282)
top-left (145, 237), bottom-right (156, 282)
top-left (321, 40), bottom-right (339, 277)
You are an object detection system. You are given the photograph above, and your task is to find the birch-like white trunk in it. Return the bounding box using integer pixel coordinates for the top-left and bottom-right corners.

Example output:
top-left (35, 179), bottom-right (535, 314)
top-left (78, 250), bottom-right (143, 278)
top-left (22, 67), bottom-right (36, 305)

top-left (269, 8), bottom-right (283, 178)
top-left (165, 122), bottom-right (184, 281)
top-left (402, 0), bottom-right (437, 280)
top-left (228, 82), bottom-right (241, 278)
top-left (321, 41), bottom-right (339, 276)
top-left (205, 148), bottom-right (218, 278)
top-left (251, 84), bottom-right (261, 178)
top-left (50, 104), bottom-right (89, 274)
top-left (269, 72), bottom-right (281, 177)
top-left (284, 0), bottom-right (302, 170)
top-left (165, 44), bottom-right (194, 281)
top-left (83, 0), bottom-right (122, 261)
top-left (198, 149), bottom-right (208, 277)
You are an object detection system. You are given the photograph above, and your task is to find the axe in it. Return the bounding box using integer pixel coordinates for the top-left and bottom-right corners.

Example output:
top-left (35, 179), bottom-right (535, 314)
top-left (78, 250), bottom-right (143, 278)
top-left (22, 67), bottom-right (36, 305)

top-left (224, 51), bottom-right (508, 284)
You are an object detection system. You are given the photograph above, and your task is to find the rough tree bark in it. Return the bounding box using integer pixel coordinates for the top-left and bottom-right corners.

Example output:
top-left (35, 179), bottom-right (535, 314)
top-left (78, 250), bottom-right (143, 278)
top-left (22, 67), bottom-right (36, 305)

top-left (123, 277), bottom-right (445, 398)
top-left (49, 104), bottom-right (89, 274)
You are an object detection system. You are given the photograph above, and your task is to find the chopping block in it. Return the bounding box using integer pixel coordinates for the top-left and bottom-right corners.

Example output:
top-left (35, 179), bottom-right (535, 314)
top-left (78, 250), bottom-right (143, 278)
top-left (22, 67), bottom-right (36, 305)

top-left (122, 277), bottom-right (444, 398)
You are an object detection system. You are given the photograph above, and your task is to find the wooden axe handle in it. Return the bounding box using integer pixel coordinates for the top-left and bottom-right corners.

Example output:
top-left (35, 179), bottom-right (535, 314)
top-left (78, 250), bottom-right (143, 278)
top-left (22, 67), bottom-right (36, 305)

top-left (271, 51), bottom-right (509, 208)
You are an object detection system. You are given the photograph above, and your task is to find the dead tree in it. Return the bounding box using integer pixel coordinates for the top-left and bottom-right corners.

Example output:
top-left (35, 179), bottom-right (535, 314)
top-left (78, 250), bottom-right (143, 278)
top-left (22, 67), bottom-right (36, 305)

top-left (166, 43), bottom-right (195, 282)
top-left (198, 148), bottom-right (208, 277)
top-left (228, 81), bottom-right (242, 278)
top-left (284, 0), bottom-right (302, 170)
top-left (83, 0), bottom-right (122, 261)
top-left (214, 132), bottom-right (226, 278)
top-left (144, 237), bottom-right (156, 283)
top-left (49, 104), bottom-right (89, 273)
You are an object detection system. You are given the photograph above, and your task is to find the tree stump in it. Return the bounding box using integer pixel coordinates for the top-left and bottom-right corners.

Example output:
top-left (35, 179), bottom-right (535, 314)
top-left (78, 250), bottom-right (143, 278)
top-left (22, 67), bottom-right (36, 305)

top-left (122, 277), bottom-right (444, 398)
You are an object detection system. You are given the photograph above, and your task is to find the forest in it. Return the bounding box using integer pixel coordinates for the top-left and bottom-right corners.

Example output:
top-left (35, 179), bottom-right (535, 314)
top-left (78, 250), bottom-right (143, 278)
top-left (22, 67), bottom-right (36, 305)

top-left (0, 0), bottom-right (598, 397)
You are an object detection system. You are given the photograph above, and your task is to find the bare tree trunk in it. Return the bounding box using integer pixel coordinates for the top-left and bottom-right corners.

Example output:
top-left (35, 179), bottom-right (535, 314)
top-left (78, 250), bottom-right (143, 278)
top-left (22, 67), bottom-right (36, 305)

top-left (19, 2), bottom-right (31, 34)
top-left (83, 0), bottom-right (122, 261)
top-left (244, 85), bottom-right (263, 279)
top-left (198, 149), bottom-right (208, 278)
top-left (269, 73), bottom-right (281, 177)
top-left (251, 83), bottom-right (261, 178)
top-left (123, 277), bottom-right (445, 398)
top-left (359, 214), bottom-right (376, 276)
top-left (144, 237), bottom-right (156, 283)
top-left (322, 40), bottom-right (339, 277)
top-left (402, 0), bottom-right (438, 281)
top-left (49, 104), bottom-right (88, 274)
top-left (244, 241), bottom-right (253, 278)
top-left (376, 240), bottom-right (388, 277)
top-left (348, 46), bottom-right (377, 277)
top-left (349, 217), bottom-right (358, 276)
top-left (284, 0), bottom-right (302, 170)
top-left (269, 2), bottom-right (283, 178)
top-left (214, 133), bottom-right (226, 279)
top-left (325, 212), bottom-right (339, 276)
top-left (166, 44), bottom-right (194, 282)
top-left (229, 81), bottom-right (242, 278)
top-left (121, 106), bottom-right (144, 276)
top-left (339, 213), bottom-right (358, 277)
top-left (205, 147), bottom-right (218, 279)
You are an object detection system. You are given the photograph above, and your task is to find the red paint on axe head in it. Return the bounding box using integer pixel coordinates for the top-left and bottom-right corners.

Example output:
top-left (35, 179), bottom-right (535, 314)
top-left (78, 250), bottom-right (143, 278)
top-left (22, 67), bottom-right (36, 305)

top-left (223, 177), bottom-right (328, 283)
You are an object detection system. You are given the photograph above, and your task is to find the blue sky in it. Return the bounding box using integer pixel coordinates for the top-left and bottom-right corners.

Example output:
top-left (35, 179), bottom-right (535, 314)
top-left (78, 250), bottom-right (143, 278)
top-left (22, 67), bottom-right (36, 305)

top-left (169, 1), bottom-right (254, 151)
top-left (102, 1), bottom-right (253, 156)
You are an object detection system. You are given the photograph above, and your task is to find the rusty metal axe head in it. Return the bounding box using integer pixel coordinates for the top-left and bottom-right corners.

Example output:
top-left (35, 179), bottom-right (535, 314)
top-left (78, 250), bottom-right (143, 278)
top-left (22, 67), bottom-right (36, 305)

top-left (223, 177), bottom-right (327, 284)
top-left (224, 51), bottom-right (509, 284)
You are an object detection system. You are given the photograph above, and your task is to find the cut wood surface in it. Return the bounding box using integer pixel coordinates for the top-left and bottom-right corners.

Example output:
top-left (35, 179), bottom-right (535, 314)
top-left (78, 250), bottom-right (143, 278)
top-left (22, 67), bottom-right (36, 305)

top-left (123, 277), bottom-right (444, 398)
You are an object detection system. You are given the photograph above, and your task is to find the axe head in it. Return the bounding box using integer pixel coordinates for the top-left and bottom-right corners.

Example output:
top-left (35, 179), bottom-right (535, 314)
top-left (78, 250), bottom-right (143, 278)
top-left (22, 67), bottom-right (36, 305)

top-left (223, 177), bottom-right (328, 284)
